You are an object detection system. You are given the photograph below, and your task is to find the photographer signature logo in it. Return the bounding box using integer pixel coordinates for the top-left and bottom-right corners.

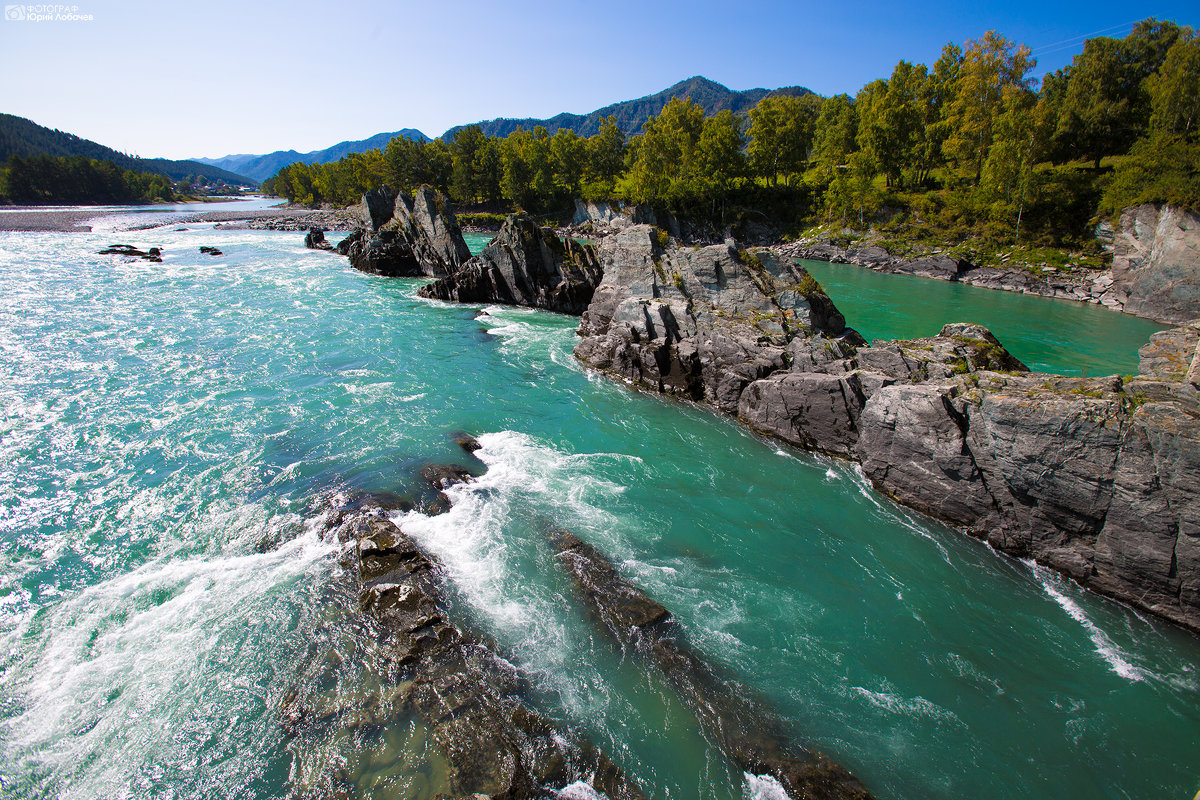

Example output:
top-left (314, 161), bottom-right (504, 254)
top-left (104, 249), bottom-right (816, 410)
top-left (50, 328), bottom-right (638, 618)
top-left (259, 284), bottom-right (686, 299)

top-left (4, 5), bottom-right (94, 21)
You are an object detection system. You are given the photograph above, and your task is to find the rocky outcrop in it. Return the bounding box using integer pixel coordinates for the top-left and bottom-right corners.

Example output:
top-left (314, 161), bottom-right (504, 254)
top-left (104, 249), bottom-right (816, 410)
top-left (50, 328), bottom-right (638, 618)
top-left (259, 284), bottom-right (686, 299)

top-left (738, 315), bottom-right (1200, 632)
top-left (571, 199), bottom-right (679, 238)
top-left (552, 529), bottom-right (874, 800)
top-left (854, 331), bottom-right (1200, 632)
top-left (574, 225), bottom-right (863, 414)
top-left (572, 221), bottom-right (1200, 632)
top-left (739, 324), bottom-right (1028, 457)
top-left (287, 500), bottom-right (644, 800)
top-left (303, 228), bottom-right (333, 250)
top-left (1111, 204), bottom-right (1200, 324)
top-left (418, 213), bottom-right (603, 315)
top-left (339, 185), bottom-right (472, 277)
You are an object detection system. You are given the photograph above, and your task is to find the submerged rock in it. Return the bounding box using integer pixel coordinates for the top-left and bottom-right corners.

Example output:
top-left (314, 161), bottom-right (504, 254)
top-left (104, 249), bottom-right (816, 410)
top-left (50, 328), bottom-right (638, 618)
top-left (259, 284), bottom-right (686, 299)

top-left (99, 243), bottom-right (162, 262)
top-left (290, 507), bottom-right (645, 800)
top-left (419, 213), bottom-right (603, 315)
top-left (551, 528), bottom-right (874, 800)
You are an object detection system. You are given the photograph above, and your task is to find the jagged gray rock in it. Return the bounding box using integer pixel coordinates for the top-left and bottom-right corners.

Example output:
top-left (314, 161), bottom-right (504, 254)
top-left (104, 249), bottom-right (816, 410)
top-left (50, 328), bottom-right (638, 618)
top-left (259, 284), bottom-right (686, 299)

top-left (360, 185), bottom-right (398, 232)
top-left (286, 504), bottom-right (645, 800)
top-left (571, 219), bottom-right (1200, 632)
top-left (1112, 204), bottom-right (1200, 324)
top-left (385, 185), bottom-right (472, 277)
top-left (739, 323), bottom-right (1029, 456)
top-left (341, 185), bottom-right (471, 277)
top-left (575, 225), bottom-right (863, 414)
top-left (854, 332), bottom-right (1200, 632)
top-left (418, 213), bottom-right (603, 315)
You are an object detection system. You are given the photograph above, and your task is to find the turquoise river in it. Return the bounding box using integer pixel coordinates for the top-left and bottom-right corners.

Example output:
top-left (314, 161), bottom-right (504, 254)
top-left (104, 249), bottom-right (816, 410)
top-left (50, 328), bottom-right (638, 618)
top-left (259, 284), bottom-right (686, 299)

top-left (0, 223), bottom-right (1196, 799)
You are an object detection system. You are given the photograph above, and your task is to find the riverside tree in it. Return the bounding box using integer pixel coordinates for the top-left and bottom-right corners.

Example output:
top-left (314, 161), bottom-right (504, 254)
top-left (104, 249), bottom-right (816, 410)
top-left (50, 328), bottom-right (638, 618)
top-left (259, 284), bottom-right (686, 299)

top-left (943, 31), bottom-right (1035, 184)
top-left (261, 17), bottom-right (1197, 249)
top-left (747, 94), bottom-right (818, 186)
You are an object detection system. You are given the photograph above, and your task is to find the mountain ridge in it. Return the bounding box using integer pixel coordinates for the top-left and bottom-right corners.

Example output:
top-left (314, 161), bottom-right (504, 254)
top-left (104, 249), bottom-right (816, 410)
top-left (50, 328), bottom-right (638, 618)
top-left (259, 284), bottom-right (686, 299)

top-left (0, 113), bottom-right (254, 186)
top-left (196, 76), bottom-right (815, 183)
top-left (195, 129), bottom-right (430, 183)
top-left (441, 76), bottom-right (814, 140)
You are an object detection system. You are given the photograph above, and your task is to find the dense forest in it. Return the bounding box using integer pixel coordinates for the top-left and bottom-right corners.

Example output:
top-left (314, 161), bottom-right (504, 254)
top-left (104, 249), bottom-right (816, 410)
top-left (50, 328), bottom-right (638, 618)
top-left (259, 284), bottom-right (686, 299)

top-left (0, 113), bottom-right (254, 186)
top-left (264, 19), bottom-right (1199, 254)
top-left (0, 155), bottom-right (176, 204)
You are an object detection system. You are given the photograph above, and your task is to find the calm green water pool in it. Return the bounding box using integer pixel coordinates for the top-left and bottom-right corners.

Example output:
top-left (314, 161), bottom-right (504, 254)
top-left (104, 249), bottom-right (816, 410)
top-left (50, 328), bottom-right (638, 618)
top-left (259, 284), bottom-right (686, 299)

top-left (797, 259), bottom-right (1166, 377)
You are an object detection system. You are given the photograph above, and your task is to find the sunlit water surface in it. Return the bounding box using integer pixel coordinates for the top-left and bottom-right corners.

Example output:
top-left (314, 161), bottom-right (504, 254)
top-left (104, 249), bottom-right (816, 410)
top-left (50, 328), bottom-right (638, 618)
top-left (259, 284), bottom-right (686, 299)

top-left (0, 226), bottom-right (1195, 800)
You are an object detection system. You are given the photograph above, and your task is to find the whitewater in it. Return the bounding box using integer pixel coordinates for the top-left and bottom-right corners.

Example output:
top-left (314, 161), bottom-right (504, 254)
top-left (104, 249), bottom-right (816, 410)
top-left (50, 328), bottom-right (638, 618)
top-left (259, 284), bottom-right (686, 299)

top-left (0, 223), bottom-right (1196, 799)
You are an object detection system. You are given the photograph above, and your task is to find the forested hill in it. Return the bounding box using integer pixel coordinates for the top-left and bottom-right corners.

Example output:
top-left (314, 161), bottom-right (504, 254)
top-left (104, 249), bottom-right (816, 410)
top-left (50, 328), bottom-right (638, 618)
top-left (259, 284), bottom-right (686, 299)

top-left (442, 76), bottom-right (813, 140)
top-left (0, 114), bottom-right (254, 186)
top-left (267, 18), bottom-right (1198, 272)
top-left (194, 129), bottom-right (430, 183)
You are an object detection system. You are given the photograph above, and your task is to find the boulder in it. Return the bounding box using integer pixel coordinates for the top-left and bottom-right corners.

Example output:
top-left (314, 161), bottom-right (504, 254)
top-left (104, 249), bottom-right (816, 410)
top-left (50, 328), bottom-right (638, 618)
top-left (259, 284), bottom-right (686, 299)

top-left (738, 372), bottom-right (868, 457)
top-left (303, 228), bottom-right (333, 250)
top-left (419, 213), bottom-right (603, 315)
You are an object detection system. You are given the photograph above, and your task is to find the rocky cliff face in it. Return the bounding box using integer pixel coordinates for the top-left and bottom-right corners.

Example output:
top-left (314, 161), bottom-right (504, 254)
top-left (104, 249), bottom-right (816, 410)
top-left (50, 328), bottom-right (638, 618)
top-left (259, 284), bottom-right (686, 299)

top-left (572, 223), bottom-right (1200, 633)
top-left (747, 321), bottom-right (1200, 632)
top-left (1111, 204), bottom-right (1200, 324)
top-left (575, 226), bottom-right (863, 413)
top-left (338, 185), bottom-right (471, 277)
top-left (855, 330), bottom-right (1200, 632)
top-left (418, 213), bottom-right (603, 315)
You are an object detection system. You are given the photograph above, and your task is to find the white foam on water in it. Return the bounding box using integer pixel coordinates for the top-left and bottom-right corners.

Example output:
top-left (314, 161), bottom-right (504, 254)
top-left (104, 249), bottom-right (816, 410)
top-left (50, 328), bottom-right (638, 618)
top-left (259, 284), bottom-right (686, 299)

top-left (849, 685), bottom-right (962, 725)
top-left (744, 771), bottom-right (793, 800)
top-left (394, 430), bottom-right (635, 714)
top-left (557, 781), bottom-right (611, 799)
top-left (1032, 563), bottom-right (1149, 683)
top-left (0, 510), bottom-right (339, 798)
top-left (847, 464), bottom-right (951, 562)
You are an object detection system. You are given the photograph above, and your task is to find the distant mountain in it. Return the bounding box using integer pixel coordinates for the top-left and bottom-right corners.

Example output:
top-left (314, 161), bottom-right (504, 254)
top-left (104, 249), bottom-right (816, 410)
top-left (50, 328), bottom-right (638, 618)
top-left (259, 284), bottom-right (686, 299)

top-left (196, 129), bottom-right (430, 183)
top-left (0, 113), bottom-right (255, 186)
top-left (442, 76), bottom-right (814, 141)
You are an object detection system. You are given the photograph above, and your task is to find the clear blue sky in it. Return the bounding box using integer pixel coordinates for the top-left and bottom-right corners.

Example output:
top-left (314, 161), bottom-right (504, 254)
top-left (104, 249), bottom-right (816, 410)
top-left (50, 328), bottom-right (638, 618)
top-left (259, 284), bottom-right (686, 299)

top-left (1, 0), bottom-right (1196, 160)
